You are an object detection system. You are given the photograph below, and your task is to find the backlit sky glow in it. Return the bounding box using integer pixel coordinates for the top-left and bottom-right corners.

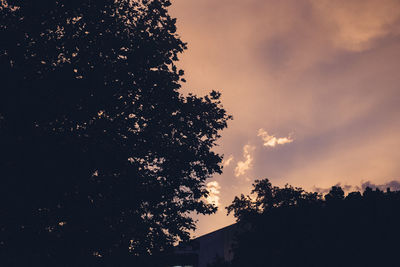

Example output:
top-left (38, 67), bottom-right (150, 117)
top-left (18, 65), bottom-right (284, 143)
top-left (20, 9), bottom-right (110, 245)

top-left (170, 0), bottom-right (400, 236)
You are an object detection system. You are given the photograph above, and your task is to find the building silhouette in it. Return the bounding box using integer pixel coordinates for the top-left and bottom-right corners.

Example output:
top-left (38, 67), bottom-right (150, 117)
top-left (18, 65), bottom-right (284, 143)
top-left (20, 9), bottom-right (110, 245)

top-left (164, 223), bottom-right (237, 267)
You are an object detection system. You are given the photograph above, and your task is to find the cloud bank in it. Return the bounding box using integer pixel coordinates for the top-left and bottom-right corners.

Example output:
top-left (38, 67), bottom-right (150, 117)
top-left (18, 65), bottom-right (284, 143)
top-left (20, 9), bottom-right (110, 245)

top-left (361, 180), bottom-right (400, 191)
top-left (313, 180), bottom-right (400, 194)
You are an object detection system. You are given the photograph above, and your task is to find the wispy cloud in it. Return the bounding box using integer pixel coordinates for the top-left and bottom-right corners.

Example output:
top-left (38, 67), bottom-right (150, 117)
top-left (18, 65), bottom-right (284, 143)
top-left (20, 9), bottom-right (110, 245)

top-left (222, 155), bottom-right (234, 167)
top-left (205, 181), bottom-right (221, 207)
top-left (257, 129), bottom-right (293, 147)
top-left (235, 145), bottom-right (255, 177)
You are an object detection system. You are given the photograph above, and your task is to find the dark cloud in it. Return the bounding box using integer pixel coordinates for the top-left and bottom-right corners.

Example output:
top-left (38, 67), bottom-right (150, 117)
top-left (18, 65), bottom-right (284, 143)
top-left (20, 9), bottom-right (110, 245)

top-left (313, 186), bottom-right (331, 194)
top-left (361, 180), bottom-right (400, 191)
top-left (313, 180), bottom-right (400, 195)
top-left (313, 182), bottom-right (357, 194)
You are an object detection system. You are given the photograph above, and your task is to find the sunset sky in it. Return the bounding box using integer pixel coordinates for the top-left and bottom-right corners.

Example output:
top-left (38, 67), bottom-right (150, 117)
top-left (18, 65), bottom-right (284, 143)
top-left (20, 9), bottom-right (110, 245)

top-left (170, 0), bottom-right (400, 237)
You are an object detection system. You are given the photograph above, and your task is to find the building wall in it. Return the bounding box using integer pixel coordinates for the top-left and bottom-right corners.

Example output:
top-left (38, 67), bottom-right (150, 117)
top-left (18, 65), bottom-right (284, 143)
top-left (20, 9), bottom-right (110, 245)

top-left (194, 223), bottom-right (237, 267)
top-left (165, 223), bottom-right (238, 267)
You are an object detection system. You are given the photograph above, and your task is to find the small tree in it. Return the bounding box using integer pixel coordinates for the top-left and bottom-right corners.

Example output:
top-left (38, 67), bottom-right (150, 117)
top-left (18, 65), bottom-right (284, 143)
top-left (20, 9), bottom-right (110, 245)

top-left (0, 0), bottom-right (231, 265)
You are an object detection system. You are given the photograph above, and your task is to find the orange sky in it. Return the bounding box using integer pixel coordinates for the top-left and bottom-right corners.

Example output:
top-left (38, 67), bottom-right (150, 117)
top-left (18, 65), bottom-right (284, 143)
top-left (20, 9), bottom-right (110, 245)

top-left (170, 0), bottom-right (400, 237)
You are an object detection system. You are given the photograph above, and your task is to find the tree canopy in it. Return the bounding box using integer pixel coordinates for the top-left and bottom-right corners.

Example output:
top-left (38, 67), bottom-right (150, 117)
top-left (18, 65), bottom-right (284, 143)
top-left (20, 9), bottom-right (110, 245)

top-left (0, 0), bottom-right (231, 265)
top-left (221, 179), bottom-right (400, 267)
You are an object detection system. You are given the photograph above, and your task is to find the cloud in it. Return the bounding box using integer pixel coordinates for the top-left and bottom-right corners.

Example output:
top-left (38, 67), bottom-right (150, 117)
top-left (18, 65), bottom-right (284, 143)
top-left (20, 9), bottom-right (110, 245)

top-left (361, 180), bottom-right (400, 191)
top-left (235, 145), bottom-right (255, 177)
top-left (313, 180), bottom-right (400, 195)
top-left (310, 0), bottom-right (400, 52)
top-left (313, 183), bottom-right (359, 194)
top-left (205, 181), bottom-right (221, 207)
top-left (171, 0), bottom-right (400, 237)
top-left (257, 129), bottom-right (293, 147)
top-left (222, 155), bottom-right (234, 167)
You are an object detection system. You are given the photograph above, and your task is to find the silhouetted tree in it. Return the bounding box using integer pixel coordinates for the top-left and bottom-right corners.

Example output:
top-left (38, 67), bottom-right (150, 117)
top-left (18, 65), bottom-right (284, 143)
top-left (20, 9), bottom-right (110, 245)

top-left (227, 179), bottom-right (321, 221)
top-left (325, 185), bottom-right (344, 203)
top-left (0, 1), bottom-right (231, 265)
top-left (225, 179), bottom-right (400, 267)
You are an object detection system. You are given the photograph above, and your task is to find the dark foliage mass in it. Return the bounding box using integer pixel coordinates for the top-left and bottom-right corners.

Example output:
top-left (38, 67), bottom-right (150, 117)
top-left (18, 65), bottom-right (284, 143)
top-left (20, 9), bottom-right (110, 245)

top-left (211, 179), bottom-right (400, 267)
top-left (0, 0), bottom-right (231, 266)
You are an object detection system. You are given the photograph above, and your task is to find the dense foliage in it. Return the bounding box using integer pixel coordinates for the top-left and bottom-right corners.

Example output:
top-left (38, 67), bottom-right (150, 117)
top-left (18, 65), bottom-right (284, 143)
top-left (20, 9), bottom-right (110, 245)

top-left (216, 179), bottom-right (400, 267)
top-left (0, 0), bottom-right (231, 265)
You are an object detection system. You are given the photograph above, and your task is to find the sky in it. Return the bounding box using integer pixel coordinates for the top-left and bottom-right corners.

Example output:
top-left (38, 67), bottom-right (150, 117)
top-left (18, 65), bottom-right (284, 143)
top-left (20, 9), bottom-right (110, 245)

top-left (170, 0), bottom-right (400, 237)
